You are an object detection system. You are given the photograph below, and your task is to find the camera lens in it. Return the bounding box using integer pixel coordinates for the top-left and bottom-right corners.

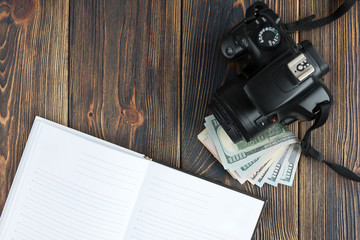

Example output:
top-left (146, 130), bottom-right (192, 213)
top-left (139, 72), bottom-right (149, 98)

top-left (209, 80), bottom-right (264, 143)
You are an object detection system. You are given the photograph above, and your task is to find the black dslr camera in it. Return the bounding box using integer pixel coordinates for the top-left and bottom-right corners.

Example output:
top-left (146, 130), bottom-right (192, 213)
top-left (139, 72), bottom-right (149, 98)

top-left (209, 3), bottom-right (332, 143)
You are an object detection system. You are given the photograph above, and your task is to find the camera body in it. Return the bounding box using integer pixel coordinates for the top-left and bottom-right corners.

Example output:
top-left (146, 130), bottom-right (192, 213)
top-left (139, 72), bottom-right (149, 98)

top-left (209, 6), bottom-right (332, 142)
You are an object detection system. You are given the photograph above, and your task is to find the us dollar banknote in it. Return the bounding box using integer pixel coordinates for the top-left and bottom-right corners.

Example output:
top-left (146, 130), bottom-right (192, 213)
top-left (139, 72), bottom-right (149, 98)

top-left (247, 146), bottom-right (286, 184)
top-left (247, 155), bottom-right (276, 184)
top-left (256, 167), bottom-right (270, 188)
top-left (234, 145), bottom-right (286, 179)
top-left (205, 115), bottom-right (298, 171)
top-left (264, 145), bottom-right (293, 186)
top-left (278, 144), bottom-right (301, 186)
top-left (197, 129), bottom-right (238, 180)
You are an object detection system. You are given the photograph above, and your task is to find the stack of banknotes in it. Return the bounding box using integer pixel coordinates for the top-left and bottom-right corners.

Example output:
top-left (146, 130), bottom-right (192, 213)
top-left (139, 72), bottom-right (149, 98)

top-left (198, 115), bottom-right (301, 187)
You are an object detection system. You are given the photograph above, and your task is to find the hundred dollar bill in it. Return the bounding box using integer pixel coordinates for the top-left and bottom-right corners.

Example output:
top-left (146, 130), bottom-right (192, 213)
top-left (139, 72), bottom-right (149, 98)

top-left (236, 145), bottom-right (286, 179)
top-left (231, 170), bottom-right (247, 184)
top-left (247, 146), bottom-right (286, 184)
top-left (198, 130), bottom-right (221, 161)
top-left (233, 154), bottom-right (267, 179)
top-left (197, 129), bottom-right (237, 179)
top-left (256, 166), bottom-right (271, 188)
top-left (205, 115), bottom-right (298, 171)
top-left (278, 144), bottom-right (301, 186)
top-left (264, 145), bottom-right (293, 186)
top-left (247, 158), bottom-right (273, 185)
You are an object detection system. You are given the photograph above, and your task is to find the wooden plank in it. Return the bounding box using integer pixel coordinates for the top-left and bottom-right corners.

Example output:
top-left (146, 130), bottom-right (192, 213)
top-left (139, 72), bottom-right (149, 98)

top-left (0, 0), bottom-right (69, 212)
top-left (181, 0), bottom-right (300, 239)
top-left (69, 0), bottom-right (181, 166)
top-left (299, 1), bottom-right (360, 239)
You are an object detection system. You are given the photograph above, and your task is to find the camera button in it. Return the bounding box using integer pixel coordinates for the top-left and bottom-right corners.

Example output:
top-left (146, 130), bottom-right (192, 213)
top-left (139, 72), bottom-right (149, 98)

top-left (234, 36), bottom-right (249, 49)
top-left (234, 35), bottom-right (242, 46)
top-left (241, 38), bottom-right (249, 48)
top-left (255, 116), bottom-right (269, 128)
top-left (225, 46), bottom-right (234, 56)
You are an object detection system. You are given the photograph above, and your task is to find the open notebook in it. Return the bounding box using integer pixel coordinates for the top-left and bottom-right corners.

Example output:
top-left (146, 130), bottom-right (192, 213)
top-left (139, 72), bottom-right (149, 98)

top-left (0, 117), bottom-right (266, 240)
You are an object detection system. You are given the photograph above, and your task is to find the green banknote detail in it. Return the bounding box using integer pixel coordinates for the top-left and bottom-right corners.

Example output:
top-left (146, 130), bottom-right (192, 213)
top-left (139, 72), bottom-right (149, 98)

top-left (211, 119), bottom-right (294, 164)
top-left (239, 157), bottom-right (261, 171)
top-left (211, 118), bottom-right (290, 149)
top-left (205, 115), bottom-right (298, 171)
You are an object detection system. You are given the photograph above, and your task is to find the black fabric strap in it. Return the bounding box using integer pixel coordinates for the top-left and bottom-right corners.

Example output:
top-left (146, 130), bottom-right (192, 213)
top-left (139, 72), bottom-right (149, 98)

top-left (245, 2), bottom-right (269, 18)
top-left (282, 0), bottom-right (359, 33)
top-left (301, 102), bottom-right (360, 182)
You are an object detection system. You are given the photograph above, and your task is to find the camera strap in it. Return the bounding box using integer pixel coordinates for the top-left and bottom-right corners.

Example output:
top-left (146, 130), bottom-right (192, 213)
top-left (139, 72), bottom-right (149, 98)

top-left (282, 0), bottom-right (359, 33)
top-left (301, 101), bottom-right (360, 182)
top-left (246, 1), bottom-right (359, 33)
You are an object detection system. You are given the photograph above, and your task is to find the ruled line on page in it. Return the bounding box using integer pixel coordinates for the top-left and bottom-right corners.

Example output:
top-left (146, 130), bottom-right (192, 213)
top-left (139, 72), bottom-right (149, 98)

top-left (146, 187), bottom-right (206, 210)
top-left (75, 170), bottom-right (134, 191)
top-left (130, 236), bottom-right (142, 240)
top-left (18, 211), bottom-right (109, 240)
top-left (18, 213), bottom-right (91, 240)
top-left (132, 208), bottom-right (228, 240)
top-left (134, 207), bottom-right (240, 240)
top-left (35, 169), bottom-right (129, 207)
top-left (133, 227), bottom-right (168, 240)
top-left (9, 167), bottom-right (138, 239)
top-left (35, 169), bottom-right (131, 204)
top-left (144, 194), bottom-right (205, 215)
top-left (139, 210), bottom-right (217, 238)
top-left (75, 153), bottom-right (146, 193)
top-left (25, 193), bottom-right (124, 228)
top-left (135, 218), bottom-right (198, 240)
top-left (150, 176), bottom-right (211, 198)
top-left (148, 182), bottom-right (208, 204)
top-left (25, 189), bottom-right (124, 225)
top-left (18, 215), bottom-right (77, 240)
top-left (23, 212), bottom-right (108, 239)
top-left (13, 228), bottom-right (40, 240)
top-left (24, 197), bottom-right (121, 234)
top-left (31, 179), bottom-right (127, 216)
top-left (77, 164), bottom-right (137, 186)
top-left (33, 171), bottom-right (130, 217)
top-left (78, 158), bottom-right (141, 179)
top-left (80, 152), bottom-right (144, 174)
top-left (143, 175), bottom-right (213, 216)
top-left (21, 204), bottom-right (119, 238)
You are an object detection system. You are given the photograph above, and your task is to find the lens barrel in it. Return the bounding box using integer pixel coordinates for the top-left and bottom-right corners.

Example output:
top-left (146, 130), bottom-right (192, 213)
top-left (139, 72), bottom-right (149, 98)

top-left (209, 80), bottom-right (265, 143)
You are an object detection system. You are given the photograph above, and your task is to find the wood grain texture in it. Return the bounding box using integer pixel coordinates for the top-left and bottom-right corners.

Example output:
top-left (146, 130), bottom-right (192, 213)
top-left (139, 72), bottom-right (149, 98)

top-left (69, 0), bottom-right (181, 166)
top-left (298, 1), bottom-right (360, 240)
top-left (0, 0), bottom-right (359, 239)
top-left (0, 0), bottom-right (68, 212)
top-left (181, 0), bottom-right (300, 239)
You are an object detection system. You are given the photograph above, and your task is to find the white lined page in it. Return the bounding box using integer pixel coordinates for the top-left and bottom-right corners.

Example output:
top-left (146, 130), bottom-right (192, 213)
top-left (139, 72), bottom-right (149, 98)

top-left (0, 118), bottom-right (150, 240)
top-left (124, 162), bottom-right (265, 240)
top-left (0, 117), bottom-right (265, 240)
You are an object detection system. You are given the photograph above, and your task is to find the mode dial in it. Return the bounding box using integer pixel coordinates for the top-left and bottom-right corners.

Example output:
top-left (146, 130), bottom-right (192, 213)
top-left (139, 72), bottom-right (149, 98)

top-left (257, 27), bottom-right (281, 49)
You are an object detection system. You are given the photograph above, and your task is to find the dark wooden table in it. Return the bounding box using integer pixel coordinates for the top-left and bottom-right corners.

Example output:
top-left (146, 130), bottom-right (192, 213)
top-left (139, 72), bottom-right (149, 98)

top-left (1, 0), bottom-right (359, 239)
